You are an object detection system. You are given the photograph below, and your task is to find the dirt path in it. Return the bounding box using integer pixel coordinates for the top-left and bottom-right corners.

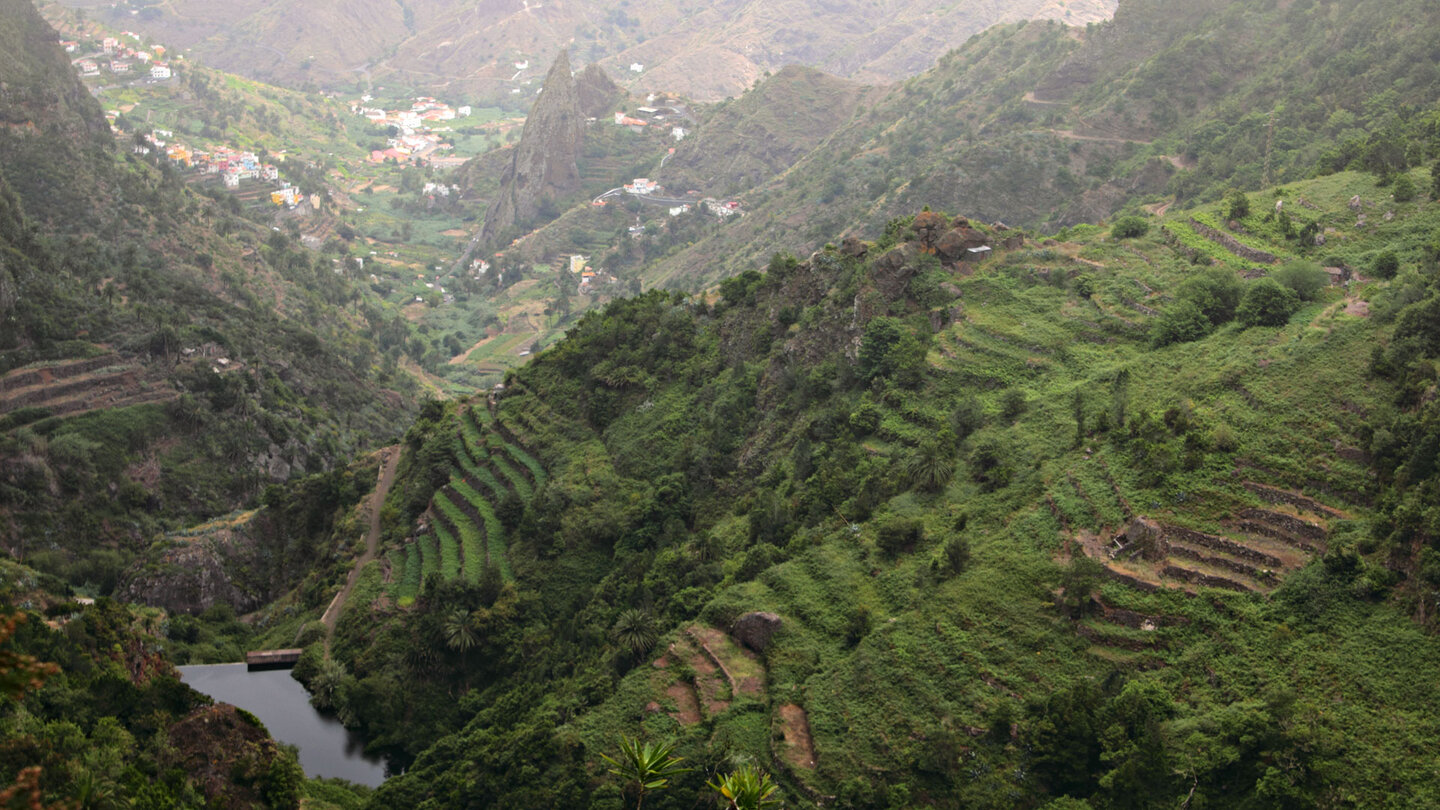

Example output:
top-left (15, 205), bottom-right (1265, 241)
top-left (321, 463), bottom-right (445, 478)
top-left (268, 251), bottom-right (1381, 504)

top-left (322, 446), bottom-right (401, 653)
top-left (1043, 129), bottom-right (1152, 145)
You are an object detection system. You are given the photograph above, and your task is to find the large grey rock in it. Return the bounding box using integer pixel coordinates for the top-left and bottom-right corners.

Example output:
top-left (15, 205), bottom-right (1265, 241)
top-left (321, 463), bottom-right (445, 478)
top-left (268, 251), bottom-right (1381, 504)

top-left (732, 611), bottom-right (782, 653)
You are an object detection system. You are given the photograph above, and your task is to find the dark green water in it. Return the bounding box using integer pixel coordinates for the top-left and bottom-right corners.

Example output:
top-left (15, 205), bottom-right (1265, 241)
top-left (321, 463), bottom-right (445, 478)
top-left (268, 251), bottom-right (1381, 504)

top-left (179, 663), bottom-right (388, 787)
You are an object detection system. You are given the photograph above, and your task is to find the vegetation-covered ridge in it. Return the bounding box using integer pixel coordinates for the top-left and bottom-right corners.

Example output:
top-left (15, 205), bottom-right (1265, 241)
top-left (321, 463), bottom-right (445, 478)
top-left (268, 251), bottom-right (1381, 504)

top-left (0, 0), bottom-right (424, 605)
top-left (282, 160), bottom-right (1440, 808)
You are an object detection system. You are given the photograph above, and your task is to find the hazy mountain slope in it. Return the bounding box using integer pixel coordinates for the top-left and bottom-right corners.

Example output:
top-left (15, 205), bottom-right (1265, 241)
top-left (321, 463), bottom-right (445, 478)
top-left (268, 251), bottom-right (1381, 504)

top-left (60, 0), bottom-right (1115, 102)
top-left (640, 0), bottom-right (1440, 290)
top-left (661, 65), bottom-right (884, 199)
top-left (0, 0), bottom-right (116, 224)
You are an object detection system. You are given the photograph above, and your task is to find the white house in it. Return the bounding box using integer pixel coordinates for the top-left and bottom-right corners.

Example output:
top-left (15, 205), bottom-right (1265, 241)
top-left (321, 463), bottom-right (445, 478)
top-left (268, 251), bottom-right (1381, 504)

top-left (672, 127), bottom-right (688, 141)
top-left (151, 65), bottom-right (172, 79)
top-left (630, 63), bottom-right (644, 73)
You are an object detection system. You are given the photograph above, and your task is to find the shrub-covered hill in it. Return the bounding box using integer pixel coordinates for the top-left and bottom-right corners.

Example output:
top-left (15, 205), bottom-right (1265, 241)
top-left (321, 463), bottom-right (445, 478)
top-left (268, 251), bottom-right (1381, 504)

top-left (292, 165), bottom-right (1440, 808)
top-left (641, 0), bottom-right (1440, 291)
top-left (0, 0), bottom-right (419, 596)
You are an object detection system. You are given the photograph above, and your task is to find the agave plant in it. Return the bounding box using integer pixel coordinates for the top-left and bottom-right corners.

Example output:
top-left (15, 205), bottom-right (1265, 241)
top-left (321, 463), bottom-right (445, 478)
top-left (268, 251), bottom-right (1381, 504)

top-left (707, 764), bottom-right (781, 810)
top-left (600, 736), bottom-right (690, 810)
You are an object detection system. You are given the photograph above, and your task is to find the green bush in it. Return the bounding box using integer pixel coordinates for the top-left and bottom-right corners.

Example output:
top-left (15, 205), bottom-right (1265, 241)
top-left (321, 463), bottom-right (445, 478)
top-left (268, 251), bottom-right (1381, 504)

top-left (1177, 267), bottom-right (1243, 325)
top-left (1373, 250), bottom-right (1400, 280)
top-left (1225, 189), bottom-right (1250, 221)
top-left (1238, 277), bottom-right (1301, 327)
top-left (1272, 259), bottom-right (1329, 301)
top-left (1392, 173), bottom-right (1417, 203)
top-left (1151, 300), bottom-right (1213, 347)
top-left (876, 517), bottom-right (924, 557)
top-left (1111, 216), bottom-right (1150, 239)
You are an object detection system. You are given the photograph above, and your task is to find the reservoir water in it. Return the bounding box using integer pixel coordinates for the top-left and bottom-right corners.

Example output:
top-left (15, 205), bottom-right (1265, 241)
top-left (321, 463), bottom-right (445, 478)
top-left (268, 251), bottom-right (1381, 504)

top-left (179, 664), bottom-right (388, 787)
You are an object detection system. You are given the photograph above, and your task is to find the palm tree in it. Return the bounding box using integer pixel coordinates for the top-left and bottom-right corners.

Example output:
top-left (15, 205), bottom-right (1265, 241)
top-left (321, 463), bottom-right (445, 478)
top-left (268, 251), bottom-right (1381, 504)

top-left (905, 439), bottom-right (955, 493)
top-left (611, 608), bottom-right (658, 658)
top-left (443, 608), bottom-right (479, 654)
top-left (600, 736), bottom-right (690, 810)
top-left (707, 764), bottom-right (780, 810)
top-left (443, 607), bottom-right (480, 686)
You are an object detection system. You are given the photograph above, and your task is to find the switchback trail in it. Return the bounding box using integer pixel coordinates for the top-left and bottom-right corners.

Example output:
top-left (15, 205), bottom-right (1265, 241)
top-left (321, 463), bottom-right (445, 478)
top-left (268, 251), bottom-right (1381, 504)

top-left (322, 445), bottom-right (401, 653)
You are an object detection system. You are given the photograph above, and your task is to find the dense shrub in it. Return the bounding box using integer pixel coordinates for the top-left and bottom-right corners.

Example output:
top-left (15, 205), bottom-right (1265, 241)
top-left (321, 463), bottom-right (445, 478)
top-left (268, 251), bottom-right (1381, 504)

top-left (1225, 189), bottom-right (1251, 221)
top-left (1238, 277), bottom-right (1301, 327)
top-left (1151, 300), bottom-right (1213, 347)
top-left (1373, 250), bottom-right (1400, 280)
top-left (1392, 173), bottom-right (1417, 203)
top-left (1111, 216), bottom-right (1150, 239)
top-left (876, 517), bottom-right (924, 557)
top-left (1176, 267), bottom-right (1243, 326)
top-left (1272, 259), bottom-right (1329, 301)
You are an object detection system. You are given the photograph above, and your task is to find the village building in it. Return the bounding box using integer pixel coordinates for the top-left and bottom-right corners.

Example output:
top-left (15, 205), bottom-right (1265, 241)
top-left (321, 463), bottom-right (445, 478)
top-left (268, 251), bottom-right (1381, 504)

top-left (625, 178), bottom-right (660, 195)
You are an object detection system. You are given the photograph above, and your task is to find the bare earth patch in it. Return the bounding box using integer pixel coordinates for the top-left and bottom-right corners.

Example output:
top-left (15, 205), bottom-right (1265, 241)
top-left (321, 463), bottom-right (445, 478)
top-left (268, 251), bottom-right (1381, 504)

top-left (665, 682), bottom-right (703, 726)
top-left (776, 704), bottom-right (817, 770)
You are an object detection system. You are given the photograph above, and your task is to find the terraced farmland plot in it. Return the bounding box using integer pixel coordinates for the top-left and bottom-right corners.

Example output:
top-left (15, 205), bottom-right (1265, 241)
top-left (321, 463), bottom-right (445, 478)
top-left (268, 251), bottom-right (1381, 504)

top-left (420, 533), bottom-right (442, 584)
top-left (432, 520), bottom-right (462, 581)
top-left (499, 436), bottom-right (546, 486)
top-left (450, 478), bottom-right (511, 581)
top-left (434, 490), bottom-right (485, 582)
top-left (483, 444), bottom-right (532, 500)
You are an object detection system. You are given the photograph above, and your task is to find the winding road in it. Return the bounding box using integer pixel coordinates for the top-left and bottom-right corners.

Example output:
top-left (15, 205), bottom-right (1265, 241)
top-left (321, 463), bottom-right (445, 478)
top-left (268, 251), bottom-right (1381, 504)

top-left (321, 445), bottom-right (401, 653)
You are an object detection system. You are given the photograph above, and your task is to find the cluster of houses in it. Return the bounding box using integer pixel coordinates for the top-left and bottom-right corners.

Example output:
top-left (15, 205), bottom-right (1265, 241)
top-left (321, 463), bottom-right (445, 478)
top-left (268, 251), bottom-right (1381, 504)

top-left (70, 32), bottom-right (174, 80)
top-left (137, 133), bottom-right (305, 206)
top-left (612, 106), bottom-right (687, 141)
top-left (368, 133), bottom-right (451, 165)
top-left (354, 96), bottom-right (471, 164)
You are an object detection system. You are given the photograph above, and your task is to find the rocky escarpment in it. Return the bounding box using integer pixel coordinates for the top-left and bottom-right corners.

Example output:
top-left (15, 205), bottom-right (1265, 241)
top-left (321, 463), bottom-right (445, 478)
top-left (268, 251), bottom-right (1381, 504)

top-left (115, 512), bottom-right (276, 615)
top-left (480, 51), bottom-right (587, 246)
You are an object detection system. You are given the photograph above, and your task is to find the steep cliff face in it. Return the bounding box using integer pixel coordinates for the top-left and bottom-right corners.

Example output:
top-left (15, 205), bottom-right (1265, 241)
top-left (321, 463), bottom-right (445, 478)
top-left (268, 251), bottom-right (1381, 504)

top-left (0, 0), bottom-right (115, 225)
top-left (480, 51), bottom-right (586, 246)
top-left (575, 62), bottom-right (624, 119)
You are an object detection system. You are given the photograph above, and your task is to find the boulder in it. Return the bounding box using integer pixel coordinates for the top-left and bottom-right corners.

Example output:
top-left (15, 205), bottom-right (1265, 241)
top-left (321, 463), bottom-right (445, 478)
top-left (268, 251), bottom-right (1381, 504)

top-left (732, 611), bottom-right (782, 653)
top-left (911, 210), bottom-right (949, 251)
top-left (1123, 517), bottom-right (1166, 561)
top-left (840, 235), bottom-right (868, 258)
top-left (936, 225), bottom-right (990, 262)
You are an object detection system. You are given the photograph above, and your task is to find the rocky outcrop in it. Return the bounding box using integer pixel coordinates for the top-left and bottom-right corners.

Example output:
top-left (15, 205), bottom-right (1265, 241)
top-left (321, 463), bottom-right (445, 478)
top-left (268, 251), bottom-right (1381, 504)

top-left (935, 218), bottom-right (991, 262)
top-left (116, 517), bottom-right (276, 615)
top-left (732, 611), bottom-right (782, 653)
top-left (871, 243), bottom-right (920, 301)
top-left (575, 63), bottom-right (624, 119)
top-left (480, 51), bottom-right (587, 246)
